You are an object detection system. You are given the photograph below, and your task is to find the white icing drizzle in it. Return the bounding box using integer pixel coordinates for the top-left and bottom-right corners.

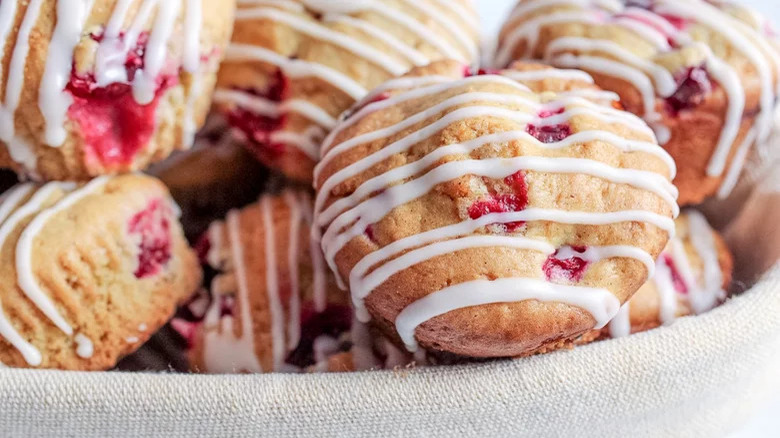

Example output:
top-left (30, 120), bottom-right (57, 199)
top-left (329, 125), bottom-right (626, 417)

top-left (223, 43), bottom-right (369, 100)
top-left (268, 129), bottom-right (321, 160)
top-left (300, 0), bottom-right (467, 63)
top-left (653, 253), bottom-right (678, 324)
top-left (39, 0), bottom-right (95, 147)
top-left (181, 0), bottom-right (204, 147)
top-left (237, 7), bottom-right (407, 75)
top-left (322, 14), bottom-right (429, 67)
top-left (282, 191), bottom-right (303, 352)
top-left (74, 334), bottom-right (94, 359)
top-left (497, 0), bottom-right (780, 192)
top-left (429, 0), bottom-right (479, 33)
top-left (16, 177), bottom-right (110, 336)
top-left (238, 0), bottom-right (304, 13)
top-left (501, 68), bottom-right (596, 84)
top-left (717, 127), bottom-right (756, 199)
top-left (202, 217), bottom-right (264, 373)
top-left (495, 11), bottom-right (601, 67)
top-left (396, 278), bottom-right (620, 352)
top-left (298, 193), bottom-right (328, 312)
top-left (260, 196), bottom-right (286, 371)
top-left (0, 178), bottom-right (116, 365)
top-left (608, 303), bottom-right (631, 338)
top-left (686, 210), bottom-right (725, 314)
top-left (315, 73), bottom-right (676, 350)
top-left (134, 1), bottom-right (181, 104)
top-left (0, 184), bottom-right (48, 365)
top-left (0, 0), bottom-right (45, 170)
top-left (398, 0), bottom-right (478, 61)
top-left (312, 335), bottom-right (340, 365)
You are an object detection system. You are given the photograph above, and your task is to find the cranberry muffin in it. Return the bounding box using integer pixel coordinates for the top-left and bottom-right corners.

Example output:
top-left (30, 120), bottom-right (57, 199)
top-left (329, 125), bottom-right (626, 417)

top-left (605, 210), bottom-right (732, 338)
top-left (495, 0), bottom-right (780, 204)
top-left (314, 60), bottom-right (678, 358)
top-left (176, 190), bottom-right (351, 373)
top-left (214, 0), bottom-right (480, 183)
top-left (0, 174), bottom-right (201, 370)
top-left (0, 0), bottom-right (235, 181)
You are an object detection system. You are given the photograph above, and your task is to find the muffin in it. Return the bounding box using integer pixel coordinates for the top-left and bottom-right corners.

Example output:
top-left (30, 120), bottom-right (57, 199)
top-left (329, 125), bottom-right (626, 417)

top-left (0, 0), bottom-right (235, 181)
top-left (0, 174), bottom-right (201, 370)
top-left (606, 210), bottom-right (733, 338)
top-left (214, 0), bottom-right (480, 183)
top-left (495, 0), bottom-right (780, 205)
top-left (314, 60), bottom-right (678, 358)
top-left (178, 190), bottom-right (351, 373)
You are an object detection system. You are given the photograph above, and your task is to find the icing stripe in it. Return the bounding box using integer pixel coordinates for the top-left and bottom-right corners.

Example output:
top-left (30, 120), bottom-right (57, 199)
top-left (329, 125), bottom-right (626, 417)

top-left (260, 196), bottom-right (286, 371)
top-left (686, 210), bottom-right (725, 314)
top-left (225, 43), bottom-right (367, 100)
top-left (283, 191), bottom-right (303, 352)
top-left (608, 303), bottom-right (631, 338)
top-left (236, 7), bottom-right (408, 75)
top-left (16, 177), bottom-right (110, 336)
top-left (203, 216), bottom-right (264, 373)
top-left (213, 89), bottom-right (337, 129)
top-left (395, 277), bottom-right (620, 351)
top-left (323, 14), bottom-right (429, 67)
top-left (39, 0), bottom-right (94, 147)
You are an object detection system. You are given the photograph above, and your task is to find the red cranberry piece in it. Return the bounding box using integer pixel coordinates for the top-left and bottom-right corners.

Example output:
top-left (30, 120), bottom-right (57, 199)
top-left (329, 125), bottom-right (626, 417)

top-left (128, 199), bottom-right (172, 279)
top-left (464, 66), bottom-right (502, 77)
top-left (341, 92), bottom-right (391, 121)
top-left (526, 123), bottom-right (572, 143)
top-left (219, 295), bottom-right (236, 318)
top-left (765, 22), bottom-right (777, 38)
top-left (365, 223), bottom-right (378, 243)
top-left (285, 304), bottom-right (353, 369)
top-left (665, 66), bottom-right (712, 114)
top-left (170, 318), bottom-right (200, 348)
top-left (661, 253), bottom-right (688, 294)
top-left (543, 246), bottom-right (590, 282)
top-left (468, 171), bottom-right (529, 231)
top-left (660, 14), bottom-right (688, 31)
top-left (227, 69), bottom-right (289, 159)
top-left (194, 234), bottom-right (211, 264)
top-left (67, 31), bottom-right (175, 166)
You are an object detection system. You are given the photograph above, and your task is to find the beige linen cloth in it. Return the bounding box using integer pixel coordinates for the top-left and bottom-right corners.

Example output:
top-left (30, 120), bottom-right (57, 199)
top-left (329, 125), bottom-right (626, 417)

top-left (0, 150), bottom-right (778, 438)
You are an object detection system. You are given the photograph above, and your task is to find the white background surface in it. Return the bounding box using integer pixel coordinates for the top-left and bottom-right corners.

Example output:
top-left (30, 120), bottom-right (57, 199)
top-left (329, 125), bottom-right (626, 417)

top-left (474, 1), bottom-right (779, 437)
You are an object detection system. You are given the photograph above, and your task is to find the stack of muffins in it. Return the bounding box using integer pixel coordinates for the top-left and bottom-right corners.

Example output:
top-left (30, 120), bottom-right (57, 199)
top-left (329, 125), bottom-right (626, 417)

top-left (0, 0), bottom-right (773, 373)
